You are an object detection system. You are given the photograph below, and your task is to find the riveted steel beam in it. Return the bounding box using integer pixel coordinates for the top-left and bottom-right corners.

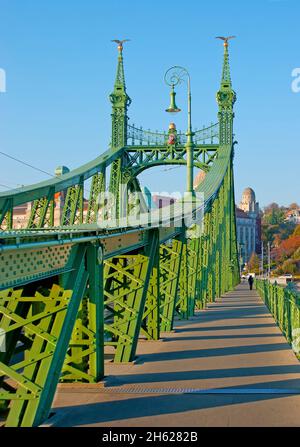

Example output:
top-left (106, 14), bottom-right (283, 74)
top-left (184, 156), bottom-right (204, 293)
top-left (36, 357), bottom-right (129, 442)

top-left (0, 244), bottom-right (88, 426)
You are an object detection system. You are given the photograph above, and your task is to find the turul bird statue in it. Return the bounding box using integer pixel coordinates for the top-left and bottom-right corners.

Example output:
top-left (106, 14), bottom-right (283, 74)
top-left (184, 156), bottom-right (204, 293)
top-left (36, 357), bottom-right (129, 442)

top-left (111, 39), bottom-right (130, 51)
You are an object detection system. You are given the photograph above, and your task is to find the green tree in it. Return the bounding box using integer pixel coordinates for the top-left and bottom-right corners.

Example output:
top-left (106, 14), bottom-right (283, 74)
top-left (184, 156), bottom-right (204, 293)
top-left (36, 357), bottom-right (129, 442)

top-left (247, 252), bottom-right (260, 274)
top-left (262, 202), bottom-right (286, 226)
top-left (293, 225), bottom-right (300, 237)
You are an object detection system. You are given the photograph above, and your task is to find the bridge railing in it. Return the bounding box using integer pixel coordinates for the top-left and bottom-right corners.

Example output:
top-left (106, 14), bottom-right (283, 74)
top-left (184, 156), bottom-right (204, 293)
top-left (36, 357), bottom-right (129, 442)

top-left (255, 279), bottom-right (300, 358)
top-left (127, 122), bottom-right (219, 146)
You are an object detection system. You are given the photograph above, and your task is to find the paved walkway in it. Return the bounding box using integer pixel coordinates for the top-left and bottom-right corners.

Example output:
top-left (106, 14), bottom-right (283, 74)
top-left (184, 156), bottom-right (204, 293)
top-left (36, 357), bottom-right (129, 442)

top-left (50, 283), bottom-right (300, 427)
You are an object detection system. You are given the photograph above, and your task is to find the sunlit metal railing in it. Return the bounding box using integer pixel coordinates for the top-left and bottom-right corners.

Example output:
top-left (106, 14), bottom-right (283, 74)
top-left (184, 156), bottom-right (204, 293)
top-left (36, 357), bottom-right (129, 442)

top-left (127, 122), bottom-right (219, 146)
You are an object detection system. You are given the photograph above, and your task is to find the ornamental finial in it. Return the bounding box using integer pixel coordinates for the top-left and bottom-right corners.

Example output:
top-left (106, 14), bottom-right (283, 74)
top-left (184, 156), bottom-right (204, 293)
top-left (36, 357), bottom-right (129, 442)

top-left (216, 36), bottom-right (236, 85)
top-left (215, 36), bottom-right (236, 47)
top-left (111, 39), bottom-right (130, 53)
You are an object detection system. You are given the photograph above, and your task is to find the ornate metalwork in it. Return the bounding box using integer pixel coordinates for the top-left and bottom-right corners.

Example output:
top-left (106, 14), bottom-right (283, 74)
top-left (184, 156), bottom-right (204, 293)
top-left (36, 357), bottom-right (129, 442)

top-left (123, 144), bottom-right (218, 179)
top-left (164, 65), bottom-right (189, 88)
top-left (127, 123), bottom-right (219, 146)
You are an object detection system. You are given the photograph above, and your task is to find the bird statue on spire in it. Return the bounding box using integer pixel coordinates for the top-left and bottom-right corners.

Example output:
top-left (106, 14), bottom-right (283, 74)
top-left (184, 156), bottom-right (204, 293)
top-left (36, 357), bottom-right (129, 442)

top-left (216, 36), bottom-right (236, 47)
top-left (111, 39), bottom-right (130, 52)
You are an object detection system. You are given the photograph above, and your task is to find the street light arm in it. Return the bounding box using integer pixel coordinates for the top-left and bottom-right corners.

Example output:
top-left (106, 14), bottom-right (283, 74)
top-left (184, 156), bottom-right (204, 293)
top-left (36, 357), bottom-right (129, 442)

top-left (164, 65), bottom-right (194, 194)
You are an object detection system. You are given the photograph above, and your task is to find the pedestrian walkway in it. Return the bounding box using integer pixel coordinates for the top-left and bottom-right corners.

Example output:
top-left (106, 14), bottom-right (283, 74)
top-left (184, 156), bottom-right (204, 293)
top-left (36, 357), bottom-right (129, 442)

top-left (50, 283), bottom-right (300, 427)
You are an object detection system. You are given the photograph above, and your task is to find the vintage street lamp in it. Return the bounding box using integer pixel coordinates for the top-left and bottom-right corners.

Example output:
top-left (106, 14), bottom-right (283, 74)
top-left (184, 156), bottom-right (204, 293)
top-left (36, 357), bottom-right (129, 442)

top-left (165, 85), bottom-right (181, 113)
top-left (164, 66), bottom-right (195, 195)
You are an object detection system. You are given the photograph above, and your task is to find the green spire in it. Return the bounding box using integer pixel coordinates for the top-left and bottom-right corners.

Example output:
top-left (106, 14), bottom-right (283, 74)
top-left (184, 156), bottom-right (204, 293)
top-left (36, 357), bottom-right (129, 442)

top-left (221, 42), bottom-right (232, 86)
top-left (110, 40), bottom-right (131, 149)
top-left (216, 37), bottom-right (236, 146)
top-left (114, 44), bottom-right (126, 89)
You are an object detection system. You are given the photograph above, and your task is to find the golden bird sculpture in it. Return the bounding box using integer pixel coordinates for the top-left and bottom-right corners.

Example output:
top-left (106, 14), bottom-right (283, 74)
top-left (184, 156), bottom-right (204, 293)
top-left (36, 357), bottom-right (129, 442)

top-left (111, 39), bottom-right (130, 52)
top-left (216, 36), bottom-right (236, 47)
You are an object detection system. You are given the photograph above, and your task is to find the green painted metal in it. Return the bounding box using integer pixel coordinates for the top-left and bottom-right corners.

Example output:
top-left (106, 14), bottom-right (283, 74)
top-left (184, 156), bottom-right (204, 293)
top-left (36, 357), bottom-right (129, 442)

top-left (61, 180), bottom-right (84, 226)
top-left (103, 230), bottom-right (159, 362)
top-left (0, 40), bottom-right (241, 426)
top-left (177, 240), bottom-right (189, 318)
top-left (86, 170), bottom-right (106, 224)
top-left (256, 280), bottom-right (300, 357)
top-left (123, 144), bottom-right (218, 183)
top-left (0, 198), bottom-right (13, 231)
top-left (110, 44), bottom-right (131, 151)
top-left (187, 237), bottom-right (201, 315)
top-left (27, 190), bottom-right (55, 229)
top-left (160, 236), bottom-right (184, 332)
top-left (0, 245), bottom-right (88, 426)
top-left (60, 244), bottom-right (104, 383)
top-left (127, 122), bottom-right (219, 146)
top-left (141, 230), bottom-right (160, 340)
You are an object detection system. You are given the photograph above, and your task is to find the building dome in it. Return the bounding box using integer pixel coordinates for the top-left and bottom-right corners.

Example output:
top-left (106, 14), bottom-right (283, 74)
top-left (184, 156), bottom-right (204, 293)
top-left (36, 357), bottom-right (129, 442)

top-left (242, 187), bottom-right (256, 203)
top-left (239, 187), bottom-right (258, 214)
top-left (193, 170), bottom-right (206, 189)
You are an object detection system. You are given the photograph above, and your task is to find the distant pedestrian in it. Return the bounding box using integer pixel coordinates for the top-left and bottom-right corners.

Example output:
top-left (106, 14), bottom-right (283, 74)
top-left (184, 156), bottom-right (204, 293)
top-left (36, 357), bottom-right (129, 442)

top-left (248, 275), bottom-right (254, 290)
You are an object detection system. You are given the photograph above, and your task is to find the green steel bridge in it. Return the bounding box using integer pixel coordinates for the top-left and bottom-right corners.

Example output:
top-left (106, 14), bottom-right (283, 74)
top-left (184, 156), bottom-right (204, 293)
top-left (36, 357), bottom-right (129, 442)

top-left (0, 40), bottom-right (241, 427)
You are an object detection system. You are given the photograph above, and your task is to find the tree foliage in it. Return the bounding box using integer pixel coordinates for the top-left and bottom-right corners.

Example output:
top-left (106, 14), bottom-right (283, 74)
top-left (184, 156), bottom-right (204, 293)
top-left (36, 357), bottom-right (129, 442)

top-left (293, 225), bottom-right (300, 237)
top-left (247, 252), bottom-right (260, 274)
top-left (273, 235), bottom-right (300, 261)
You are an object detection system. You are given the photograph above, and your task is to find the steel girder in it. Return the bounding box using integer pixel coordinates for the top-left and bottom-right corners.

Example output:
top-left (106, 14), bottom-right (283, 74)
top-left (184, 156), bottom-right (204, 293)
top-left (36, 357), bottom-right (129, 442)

top-left (0, 198), bottom-right (13, 231)
top-left (103, 230), bottom-right (159, 362)
top-left (60, 244), bottom-right (104, 383)
top-left (141, 232), bottom-right (160, 341)
top-left (85, 170), bottom-right (106, 224)
top-left (0, 243), bottom-right (104, 426)
top-left (27, 190), bottom-right (55, 229)
top-left (61, 180), bottom-right (84, 226)
top-left (123, 144), bottom-right (218, 180)
top-left (159, 237), bottom-right (183, 332)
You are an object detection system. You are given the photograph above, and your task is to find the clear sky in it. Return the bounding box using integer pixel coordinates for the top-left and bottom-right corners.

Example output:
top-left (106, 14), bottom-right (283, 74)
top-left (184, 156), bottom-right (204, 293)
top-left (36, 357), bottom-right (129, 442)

top-left (0, 0), bottom-right (299, 208)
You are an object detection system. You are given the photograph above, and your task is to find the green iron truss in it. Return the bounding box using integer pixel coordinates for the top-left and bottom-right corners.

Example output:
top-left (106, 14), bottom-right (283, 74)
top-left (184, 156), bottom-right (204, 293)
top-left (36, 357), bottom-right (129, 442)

top-left (0, 41), bottom-right (240, 426)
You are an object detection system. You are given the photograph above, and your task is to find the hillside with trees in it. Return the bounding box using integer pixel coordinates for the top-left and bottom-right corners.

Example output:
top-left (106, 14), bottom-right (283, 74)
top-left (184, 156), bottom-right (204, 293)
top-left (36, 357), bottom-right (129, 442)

top-left (261, 203), bottom-right (300, 276)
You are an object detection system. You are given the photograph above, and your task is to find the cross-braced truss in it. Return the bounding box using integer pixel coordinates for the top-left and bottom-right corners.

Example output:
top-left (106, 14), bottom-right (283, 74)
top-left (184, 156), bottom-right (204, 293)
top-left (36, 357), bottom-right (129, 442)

top-left (0, 40), bottom-right (240, 426)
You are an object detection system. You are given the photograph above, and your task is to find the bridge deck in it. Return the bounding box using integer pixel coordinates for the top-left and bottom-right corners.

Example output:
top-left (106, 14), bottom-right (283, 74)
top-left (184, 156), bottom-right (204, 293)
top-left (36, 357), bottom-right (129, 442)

top-left (50, 283), bottom-right (300, 427)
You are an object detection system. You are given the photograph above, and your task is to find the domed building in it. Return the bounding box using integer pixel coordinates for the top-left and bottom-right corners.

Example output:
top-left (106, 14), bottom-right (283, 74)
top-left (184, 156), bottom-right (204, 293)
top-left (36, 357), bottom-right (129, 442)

top-left (239, 187), bottom-right (259, 214)
top-left (236, 187), bottom-right (261, 264)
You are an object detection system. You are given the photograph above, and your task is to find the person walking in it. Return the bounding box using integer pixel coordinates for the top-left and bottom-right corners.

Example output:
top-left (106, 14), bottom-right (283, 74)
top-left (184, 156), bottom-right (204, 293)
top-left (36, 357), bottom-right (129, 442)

top-left (248, 275), bottom-right (254, 290)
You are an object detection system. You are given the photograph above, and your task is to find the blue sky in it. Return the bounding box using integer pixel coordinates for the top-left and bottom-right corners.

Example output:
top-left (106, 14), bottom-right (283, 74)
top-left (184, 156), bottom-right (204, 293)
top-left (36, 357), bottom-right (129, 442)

top-left (0, 0), bottom-right (299, 208)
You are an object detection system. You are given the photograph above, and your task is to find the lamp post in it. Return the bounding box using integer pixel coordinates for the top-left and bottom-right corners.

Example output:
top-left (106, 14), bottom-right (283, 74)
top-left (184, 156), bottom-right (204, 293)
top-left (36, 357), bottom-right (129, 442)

top-left (164, 66), bottom-right (195, 195)
top-left (267, 241), bottom-right (271, 281)
top-left (239, 242), bottom-right (244, 277)
top-left (261, 241), bottom-right (264, 278)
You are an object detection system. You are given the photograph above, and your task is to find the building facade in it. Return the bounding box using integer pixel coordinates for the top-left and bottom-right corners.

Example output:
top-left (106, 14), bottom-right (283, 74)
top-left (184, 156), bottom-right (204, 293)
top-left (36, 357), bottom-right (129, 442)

top-left (285, 208), bottom-right (300, 224)
top-left (236, 187), bottom-right (261, 264)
